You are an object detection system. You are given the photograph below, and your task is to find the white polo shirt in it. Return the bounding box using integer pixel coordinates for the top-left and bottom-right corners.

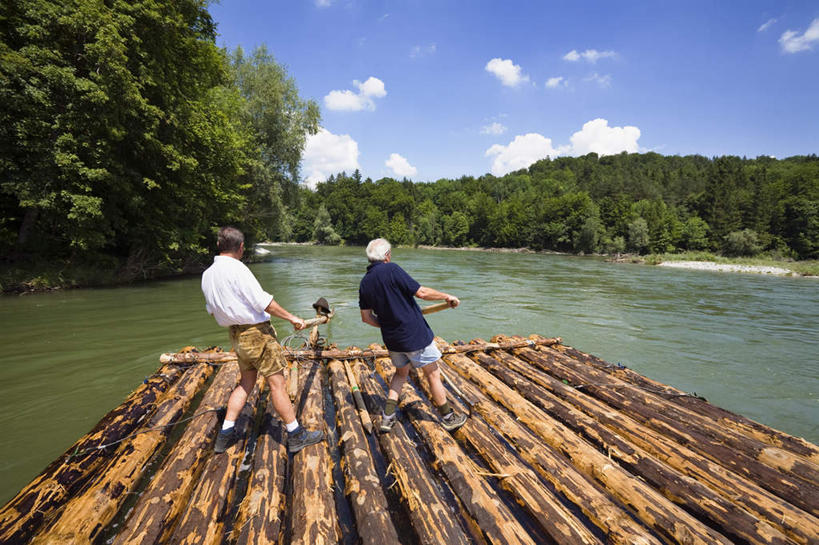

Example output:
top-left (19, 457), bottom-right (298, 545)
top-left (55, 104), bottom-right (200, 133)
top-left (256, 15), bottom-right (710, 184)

top-left (201, 255), bottom-right (274, 327)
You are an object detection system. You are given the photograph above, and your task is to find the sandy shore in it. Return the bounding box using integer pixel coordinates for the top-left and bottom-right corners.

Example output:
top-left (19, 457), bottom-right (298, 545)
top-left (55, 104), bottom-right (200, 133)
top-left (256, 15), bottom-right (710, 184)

top-left (658, 261), bottom-right (793, 275)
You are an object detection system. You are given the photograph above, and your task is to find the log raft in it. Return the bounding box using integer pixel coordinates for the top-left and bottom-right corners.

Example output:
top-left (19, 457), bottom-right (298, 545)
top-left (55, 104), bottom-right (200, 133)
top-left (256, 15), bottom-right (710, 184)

top-left (3, 334), bottom-right (817, 545)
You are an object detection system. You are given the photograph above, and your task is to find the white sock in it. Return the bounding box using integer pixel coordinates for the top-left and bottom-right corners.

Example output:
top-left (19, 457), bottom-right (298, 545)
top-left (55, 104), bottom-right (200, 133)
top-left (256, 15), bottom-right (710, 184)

top-left (222, 420), bottom-right (235, 431)
top-left (285, 420), bottom-right (300, 433)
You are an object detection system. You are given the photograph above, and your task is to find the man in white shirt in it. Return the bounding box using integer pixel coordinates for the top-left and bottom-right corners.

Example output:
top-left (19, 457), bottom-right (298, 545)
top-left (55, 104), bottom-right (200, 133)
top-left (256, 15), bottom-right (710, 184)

top-left (202, 226), bottom-right (323, 454)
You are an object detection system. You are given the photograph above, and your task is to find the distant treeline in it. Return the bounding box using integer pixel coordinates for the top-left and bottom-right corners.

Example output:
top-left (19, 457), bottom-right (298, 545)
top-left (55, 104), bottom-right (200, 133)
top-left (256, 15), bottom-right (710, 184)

top-left (296, 153), bottom-right (818, 260)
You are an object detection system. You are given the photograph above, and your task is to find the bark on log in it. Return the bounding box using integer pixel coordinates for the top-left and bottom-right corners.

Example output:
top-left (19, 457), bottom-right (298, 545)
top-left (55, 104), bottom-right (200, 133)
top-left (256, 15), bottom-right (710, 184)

top-left (287, 359), bottom-right (299, 401)
top-left (465, 343), bottom-right (798, 545)
top-left (30, 363), bottom-right (213, 545)
top-left (343, 359), bottom-right (373, 434)
top-left (481, 344), bottom-right (816, 545)
top-left (406, 363), bottom-right (605, 545)
top-left (231, 390), bottom-right (288, 545)
top-left (499, 335), bottom-right (819, 514)
top-left (327, 359), bottom-right (400, 545)
top-left (550, 338), bottom-right (819, 464)
top-left (437, 345), bottom-right (733, 545)
top-left (112, 362), bottom-right (240, 545)
top-left (432, 353), bottom-right (663, 545)
top-left (289, 360), bottom-right (339, 545)
top-left (351, 358), bottom-right (473, 545)
top-left (0, 364), bottom-right (183, 545)
top-left (169, 374), bottom-right (262, 545)
top-left (367, 346), bottom-right (538, 545)
top-left (158, 337), bottom-right (561, 365)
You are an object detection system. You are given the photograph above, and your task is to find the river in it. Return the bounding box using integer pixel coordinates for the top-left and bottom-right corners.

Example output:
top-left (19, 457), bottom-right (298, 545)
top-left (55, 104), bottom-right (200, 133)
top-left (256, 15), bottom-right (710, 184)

top-left (1, 245), bottom-right (817, 504)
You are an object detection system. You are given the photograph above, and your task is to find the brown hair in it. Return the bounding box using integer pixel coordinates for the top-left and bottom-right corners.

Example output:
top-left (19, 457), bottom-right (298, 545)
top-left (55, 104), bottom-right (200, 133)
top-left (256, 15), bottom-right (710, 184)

top-left (217, 226), bottom-right (244, 253)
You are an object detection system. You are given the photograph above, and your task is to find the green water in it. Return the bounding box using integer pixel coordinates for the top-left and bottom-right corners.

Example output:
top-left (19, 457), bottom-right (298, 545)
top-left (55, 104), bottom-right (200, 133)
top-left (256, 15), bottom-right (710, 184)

top-left (1, 245), bottom-right (817, 504)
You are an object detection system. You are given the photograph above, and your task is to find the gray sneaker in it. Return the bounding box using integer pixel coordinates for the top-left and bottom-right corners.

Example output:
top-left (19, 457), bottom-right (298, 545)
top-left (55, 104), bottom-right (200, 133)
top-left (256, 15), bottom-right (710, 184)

top-left (288, 427), bottom-right (324, 453)
top-left (214, 427), bottom-right (238, 454)
top-left (379, 412), bottom-right (397, 433)
top-left (441, 411), bottom-right (467, 432)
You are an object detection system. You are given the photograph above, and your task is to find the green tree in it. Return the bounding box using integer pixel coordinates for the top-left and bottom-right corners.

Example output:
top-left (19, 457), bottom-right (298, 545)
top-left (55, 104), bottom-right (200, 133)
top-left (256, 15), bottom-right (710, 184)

top-left (723, 229), bottom-right (762, 257)
top-left (628, 218), bottom-right (650, 253)
top-left (313, 204), bottom-right (343, 245)
top-left (680, 217), bottom-right (710, 250)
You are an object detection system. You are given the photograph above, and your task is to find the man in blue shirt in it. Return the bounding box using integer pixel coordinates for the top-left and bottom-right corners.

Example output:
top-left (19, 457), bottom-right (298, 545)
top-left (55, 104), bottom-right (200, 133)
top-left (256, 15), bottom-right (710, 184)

top-left (359, 238), bottom-right (467, 433)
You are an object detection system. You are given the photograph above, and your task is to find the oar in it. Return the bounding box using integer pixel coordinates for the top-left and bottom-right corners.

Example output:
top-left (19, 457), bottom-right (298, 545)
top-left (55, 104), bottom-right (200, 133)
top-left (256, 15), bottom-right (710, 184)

top-left (421, 301), bottom-right (456, 315)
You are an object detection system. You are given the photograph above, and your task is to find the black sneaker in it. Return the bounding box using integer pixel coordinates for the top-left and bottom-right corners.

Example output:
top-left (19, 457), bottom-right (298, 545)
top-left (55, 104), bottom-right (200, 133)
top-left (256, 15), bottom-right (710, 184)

top-left (441, 411), bottom-right (467, 432)
top-left (379, 412), bottom-right (397, 433)
top-left (288, 426), bottom-right (324, 453)
top-left (214, 427), bottom-right (238, 453)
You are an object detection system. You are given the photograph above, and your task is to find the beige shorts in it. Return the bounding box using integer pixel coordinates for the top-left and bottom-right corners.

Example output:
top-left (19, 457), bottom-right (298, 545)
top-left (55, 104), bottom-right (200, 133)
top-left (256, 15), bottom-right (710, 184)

top-left (228, 322), bottom-right (286, 376)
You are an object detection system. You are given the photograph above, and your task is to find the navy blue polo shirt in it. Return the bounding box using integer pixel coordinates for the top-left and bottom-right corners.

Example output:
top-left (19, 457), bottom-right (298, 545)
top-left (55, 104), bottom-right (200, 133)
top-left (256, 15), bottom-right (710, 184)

top-left (358, 261), bottom-right (434, 352)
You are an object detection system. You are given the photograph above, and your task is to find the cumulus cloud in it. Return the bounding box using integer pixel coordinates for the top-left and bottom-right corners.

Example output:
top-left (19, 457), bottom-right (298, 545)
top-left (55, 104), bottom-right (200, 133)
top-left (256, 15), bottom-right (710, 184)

top-left (324, 77), bottom-right (387, 111)
top-left (758, 18), bottom-right (777, 32)
top-left (484, 119), bottom-right (642, 175)
top-left (584, 72), bottom-right (612, 88)
top-left (779, 18), bottom-right (819, 53)
top-left (545, 76), bottom-right (567, 89)
top-left (302, 128), bottom-right (360, 188)
top-left (568, 118), bottom-right (640, 155)
top-left (485, 134), bottom-right (563, 176)
top-left (563, 49), bottom-right (617, 63)
top-left (485, 58), bottom-right (530, 87)
top-left (410, 43), bottom-right (437, 58)
top-left (480, 122), bottom-right (508, 135)
top-left (385, 153), bottom-right (418, 177)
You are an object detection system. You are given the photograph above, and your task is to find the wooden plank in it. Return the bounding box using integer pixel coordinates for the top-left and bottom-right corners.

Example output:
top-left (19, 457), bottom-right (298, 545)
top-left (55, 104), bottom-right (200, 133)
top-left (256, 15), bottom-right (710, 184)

top-left (0, 364), bottom-right (184, 545)
top-left (481, 344), bottom-right (817, 545)
top-left (111, 362), bottom-right (240, 545)
top-left (30, 363), bottom-right (214, 545)
top-left (366, 346), bottom-right (538, 545)
top-left (499, 335), bottom-right (819, 515)
top-left (327, 359), bottom-right (400, 545)
top-left (168, 374), bottom-right (263, 545)
top-left (289, 360), bottom-right (339, 545)
top-left (438, 346), bottom-right (734, 545)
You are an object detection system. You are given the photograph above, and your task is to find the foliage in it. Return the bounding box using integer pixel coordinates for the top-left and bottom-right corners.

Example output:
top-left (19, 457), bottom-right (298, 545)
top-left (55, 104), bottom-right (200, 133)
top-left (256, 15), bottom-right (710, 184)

top-left (312, 204), bottom-right (343, 245)
top-left (723, 229), bottom-right (762, 257)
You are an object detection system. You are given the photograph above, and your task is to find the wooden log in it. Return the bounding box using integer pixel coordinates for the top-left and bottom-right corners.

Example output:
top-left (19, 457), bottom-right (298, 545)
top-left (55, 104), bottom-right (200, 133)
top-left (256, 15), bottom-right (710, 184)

top-left (432, 354), bottom-right (664, 545)
top-left (550, 338), bottom-right (819, 464)
top-left (343, 359), bottom-right (373, 434)
top-left (287, 358), bottom-right (299, 401)
top-left (169, 374), bottom-right (263, 545)
top-left (367, 345), bottom-right (539, 545)
top-left (437, 345), bottom-right (734, 545)
top-left (482, 344), bottom-right (818, 545)
top-left (350, 358), bottom-right (473, 545)
top-left (290, 360), bottom-right (339, 545)
top-left (466, 343), bottom-right (798, 545)
top-left (231, 389), bottom-right (288, 545)
top-left (406, 363), bottom-right (605, 544)
top-left (158, 337), bottom-right (561, 365)
top-left (0, 364), bottom-right (183, 545)
top-left (111, 362), bottom-right (240, 545)
top-left (30, 363), bottom-right (214, 545)
top-left (500, 335), bottom-right (819, 514)
top-left (327, 359), bottom-right (400, 545)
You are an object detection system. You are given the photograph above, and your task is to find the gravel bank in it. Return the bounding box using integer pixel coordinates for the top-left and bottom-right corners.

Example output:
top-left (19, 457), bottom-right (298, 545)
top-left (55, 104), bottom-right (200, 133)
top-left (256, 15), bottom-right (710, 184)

top-left (658, 261), bottom-right (793, 275)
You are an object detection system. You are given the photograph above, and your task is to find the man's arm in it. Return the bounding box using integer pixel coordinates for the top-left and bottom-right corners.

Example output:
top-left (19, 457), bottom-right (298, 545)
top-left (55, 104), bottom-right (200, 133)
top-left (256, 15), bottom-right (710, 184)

top-left (265, 298), bottom-right (306, 330)
top-left (415, 286), bottom-right (460, 308)
top-left (360, 309), bottom-right (380, 328)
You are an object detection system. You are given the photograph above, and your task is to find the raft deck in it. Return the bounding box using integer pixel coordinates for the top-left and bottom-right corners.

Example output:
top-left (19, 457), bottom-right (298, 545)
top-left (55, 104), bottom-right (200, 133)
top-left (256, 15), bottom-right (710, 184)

top-left (1, 334), bottom-right (817, 545)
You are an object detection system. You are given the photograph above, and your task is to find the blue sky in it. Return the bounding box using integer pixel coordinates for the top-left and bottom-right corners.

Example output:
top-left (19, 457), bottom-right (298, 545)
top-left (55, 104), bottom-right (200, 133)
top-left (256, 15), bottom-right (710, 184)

top-left (209, 1), bottom-right (819, 186)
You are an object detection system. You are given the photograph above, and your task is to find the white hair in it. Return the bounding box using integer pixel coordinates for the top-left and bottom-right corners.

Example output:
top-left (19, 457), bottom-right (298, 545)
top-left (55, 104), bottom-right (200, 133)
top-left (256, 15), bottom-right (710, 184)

top-left (366, 238), bottom-right (391, 262)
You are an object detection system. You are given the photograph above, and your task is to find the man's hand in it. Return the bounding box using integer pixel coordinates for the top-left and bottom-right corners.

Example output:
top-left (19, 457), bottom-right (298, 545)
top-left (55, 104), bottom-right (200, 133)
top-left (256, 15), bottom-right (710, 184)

top-left (290, 317), bottom-right (306, 330)
top-left (445, 294), bottom-right (460, 308)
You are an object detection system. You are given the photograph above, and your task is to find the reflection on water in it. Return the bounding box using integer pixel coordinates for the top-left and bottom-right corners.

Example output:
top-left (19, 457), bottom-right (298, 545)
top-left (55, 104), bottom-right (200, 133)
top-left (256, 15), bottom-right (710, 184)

top-left (0, 245), bottom-right (817, 503)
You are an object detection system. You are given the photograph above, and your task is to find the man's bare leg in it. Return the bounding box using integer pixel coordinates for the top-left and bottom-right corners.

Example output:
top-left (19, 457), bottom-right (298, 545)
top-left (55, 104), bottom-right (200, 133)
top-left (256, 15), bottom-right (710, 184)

top-left (266, 371), bottom-right (296, 424)
top-left (225, 368), bottom-right (258, 423)
top-left (421, 361), bottom-right (447, 406)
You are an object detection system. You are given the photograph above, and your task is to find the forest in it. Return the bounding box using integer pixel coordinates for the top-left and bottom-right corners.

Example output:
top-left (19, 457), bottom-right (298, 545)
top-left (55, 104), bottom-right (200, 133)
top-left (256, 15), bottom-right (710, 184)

top-left (1, 1), bottom-right (817, 291)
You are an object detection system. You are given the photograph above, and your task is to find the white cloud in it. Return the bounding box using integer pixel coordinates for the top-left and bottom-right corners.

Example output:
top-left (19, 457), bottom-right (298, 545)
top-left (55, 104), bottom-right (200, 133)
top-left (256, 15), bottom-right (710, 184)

top-left (563, 49), bottom-right (617, 63)
top-left (302, 128), bottom-right (360, 188)
top-left (485, 58), bottom-right (530, 87)
top-left (315, 0), bottom-right (332, 7)
top-left (485, 134), bottom-right (563, 176)
top-left (385, 153), bottom-right (418, 177)
top-left (569, 118), bottom-right (640, 156)
top-left (324, 76), bottom-right (387, 111)
top-left (545, 76), bottom-right (567, 88)
top-left (758, 18), bottom-right (777, 32)
top-left (584, 72), bottom-right (612, 88)
top-left (480, 122), bottom-right (508, 135)
top-left (410, 43), bottom-right (437, 58)
top-left (779, 18), bottom-right (819, 53)
top-left (485, 119), bottom-right (642, 174)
